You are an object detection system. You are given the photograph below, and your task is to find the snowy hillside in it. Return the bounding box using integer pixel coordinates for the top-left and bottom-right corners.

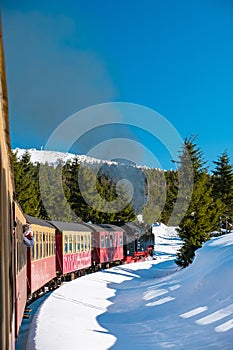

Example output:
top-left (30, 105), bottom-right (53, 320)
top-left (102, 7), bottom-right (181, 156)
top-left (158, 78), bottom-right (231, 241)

top-left (13, 148), bottom-right (119, 167)
top-left (17, 227), bottom-right (233, 350)
top-left (13, 148), bottom-right (154, 169)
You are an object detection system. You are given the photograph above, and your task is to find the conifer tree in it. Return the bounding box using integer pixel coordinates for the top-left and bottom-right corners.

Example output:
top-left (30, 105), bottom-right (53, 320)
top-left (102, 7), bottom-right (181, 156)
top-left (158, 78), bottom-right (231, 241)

top-left (39, 161), bottom-right (77, 222)
top-left (175, 137), bottom-right (222, 267)
top-left (63, 160), bottom-right (136, 224)
top-left (160, 170), bottom-right (179, 225)
top-left (12, 150), bottom-right (40, 216)
top-left (33, 162), bottom-right (49, 219)
top-left (62, 158), bottom-right (83, 220)
top-left (141, 168), bottom-right (167, 224)
top-left (211, 150), bottom-right (233, 226)
top-left (107, 181), bottom-right (136, 224)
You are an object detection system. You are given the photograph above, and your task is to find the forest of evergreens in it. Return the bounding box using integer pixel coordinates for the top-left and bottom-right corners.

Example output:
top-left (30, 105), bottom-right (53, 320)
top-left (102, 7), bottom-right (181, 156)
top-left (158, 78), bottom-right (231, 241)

top-left (12, 137), bottom-right (233, 267)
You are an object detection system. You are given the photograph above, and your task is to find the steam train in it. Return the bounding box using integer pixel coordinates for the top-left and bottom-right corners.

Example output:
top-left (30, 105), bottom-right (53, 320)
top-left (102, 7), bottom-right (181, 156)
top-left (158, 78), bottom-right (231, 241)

top-left (0, 31), bottom-right (155, 348)
top-left (15, 206), bottom-right (155, 343)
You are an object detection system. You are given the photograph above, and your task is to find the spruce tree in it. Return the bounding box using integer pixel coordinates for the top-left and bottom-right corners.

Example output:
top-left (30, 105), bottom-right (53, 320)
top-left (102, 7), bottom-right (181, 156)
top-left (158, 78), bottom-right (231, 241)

top-left (62, 158), bottom-right (82, 220)
top-left (160, 170), bottom-right (179, 225)
top-left (211, 150), bottom-right (233, 226)
top-left (39, 161), bottom-right (77, 222)
top-left (63, 159), bottom-right (137, 224)
top-left (175, 137), bottom-right (222, 267)
top-left (141, 168), bottom-right (167, 224)
top-left (12, 150), bottom-right (40, 216)
top-left (33, 162), bottom-right (50, 219)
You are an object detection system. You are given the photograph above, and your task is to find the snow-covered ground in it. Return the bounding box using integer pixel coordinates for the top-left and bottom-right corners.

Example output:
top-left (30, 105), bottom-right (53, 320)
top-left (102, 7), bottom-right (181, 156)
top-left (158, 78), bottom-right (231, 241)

top-left (17, 225), bottom-right (233, 350)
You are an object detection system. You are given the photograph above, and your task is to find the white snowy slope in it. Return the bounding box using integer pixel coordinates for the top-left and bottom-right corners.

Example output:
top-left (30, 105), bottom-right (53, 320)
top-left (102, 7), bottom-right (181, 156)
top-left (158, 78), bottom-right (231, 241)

top-left (13, 148), bottom-right (154, 169)
top-left (22, 226), bottom-right (233, 350)
top-left (13, 148), bottom-right (119, 167)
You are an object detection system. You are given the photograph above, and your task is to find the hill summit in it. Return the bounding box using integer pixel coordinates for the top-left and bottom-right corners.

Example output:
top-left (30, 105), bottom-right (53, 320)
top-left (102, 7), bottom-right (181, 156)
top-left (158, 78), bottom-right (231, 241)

top-left (13, 148), bottom-right (151, 169)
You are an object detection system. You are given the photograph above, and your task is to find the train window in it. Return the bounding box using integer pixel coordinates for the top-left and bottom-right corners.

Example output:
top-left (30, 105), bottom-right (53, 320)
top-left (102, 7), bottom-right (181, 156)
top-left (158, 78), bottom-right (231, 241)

top-left (106, 235), bottom-right (109, 248)
top-left (50, 233), bottom-right (53, 256)
top-left (119, 234), bottom-right (123, 246)
top-left (39, 233), bottom-right (42, 259)
top-left (83, 236), bottom-right (86, 252)
top-left (34, 232), bottom-right (37, 260)
top-left (30, 230), bottom-right (34, 260)
top-left (77, 235), bottom-right (80, 252)
top-left (78, 236), bottom-right (81, 251)
top-left (50, 234), bottom-right (52, 256)
top-left (110, 234), bottom-right (113, 247)
top-left (46, 234), bottom-right (48, 256)
top-left (37, 232), bottom-right (40, 258)
top-left (39, 233), bottom-right (41, 258)
top-left (48, 233), bottom-right (50, 256)
top-left (87, 235), bottom-right (91, 250)
top-left (69, 235), bottom-right (72, 253)
top-left (44, 234), bottom-right (46, 257)
top-left (86, 235), bottom-right (88, 250)
top-left (43, 233), bottom-right (46, 258)
top-left (35, 233), bottom-right (38, 260)
top-left (84, 235), bottom-right (87, 251)
top-left (81, 235), bottom-right (83, 251)
top-left (64, 235), bottom-right (68, 254)
top-left (73, 235), bottom-right (76, 252)
top-left (48, 233), bottom-right (52, 256)
top-left (101, 235), bottom-right (104, 248)
top-left (31, 236), bottom-right (35, 260)
top-left (77, 235), bottom-right (79, 252)
top-left (82, 235), bottom-right (85, 251)
top-left (41, 233), bottom-right (44, 258)
top-left (52, 234), bottom-right (55, 255)
top-left (46, 234), bottom-right (48, 257)
top-left (40, 233), bottom-right (42, 258)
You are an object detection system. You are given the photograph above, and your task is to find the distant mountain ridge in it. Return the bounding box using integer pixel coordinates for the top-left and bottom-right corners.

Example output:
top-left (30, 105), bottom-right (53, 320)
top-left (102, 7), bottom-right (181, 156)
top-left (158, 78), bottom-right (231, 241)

top-left (13, 148), bottom-right (151, 169)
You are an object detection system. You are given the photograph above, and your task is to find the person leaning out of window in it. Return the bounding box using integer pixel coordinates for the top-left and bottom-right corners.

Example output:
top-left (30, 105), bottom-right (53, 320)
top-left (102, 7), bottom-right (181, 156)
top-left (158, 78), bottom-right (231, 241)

top-left (23, 224), bottom-right (34, 247)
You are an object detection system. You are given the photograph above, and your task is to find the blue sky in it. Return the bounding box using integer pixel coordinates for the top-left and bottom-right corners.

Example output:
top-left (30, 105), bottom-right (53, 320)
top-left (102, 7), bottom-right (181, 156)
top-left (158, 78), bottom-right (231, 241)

top-left (1, 0), bottom-right (233, 169)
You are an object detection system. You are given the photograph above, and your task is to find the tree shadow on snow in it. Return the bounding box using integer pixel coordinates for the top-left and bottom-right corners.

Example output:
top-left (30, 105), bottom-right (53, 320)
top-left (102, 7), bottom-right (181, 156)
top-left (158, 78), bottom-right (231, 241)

top-left (96, 260), bottom-right (233, 350)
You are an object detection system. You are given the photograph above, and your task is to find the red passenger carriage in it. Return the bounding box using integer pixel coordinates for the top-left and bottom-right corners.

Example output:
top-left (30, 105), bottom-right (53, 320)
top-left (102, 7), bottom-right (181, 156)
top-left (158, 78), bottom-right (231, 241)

top-left (50, 221), bottom-right (92, 278)
top-left (84, 223), bottom-right (124, 268)
top-left (25, 215), bottom-right (57, 296)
